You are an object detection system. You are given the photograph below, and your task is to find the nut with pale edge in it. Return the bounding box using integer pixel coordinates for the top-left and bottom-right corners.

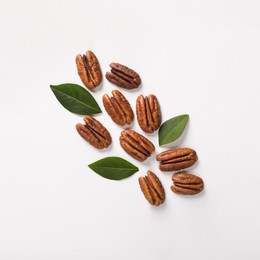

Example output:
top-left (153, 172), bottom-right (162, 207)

top-left (120, 129), bottom-right (155, 162)
top-left (103, 90), bottom-right (134, 126)
top-left (105, 63), bottom-right (141, 89)
top-left (156, 148), bottom-right (198, 171)
top-left (76, 115), bottom-right (111, 149)
top-left (76, 50), bottom-right (102, 90)
top-left (136, 94), bottom-right (161, 133)
top-left (171, 171), bottom-right (204, 195)
top-left (139, 171), bottom-right (165, 206)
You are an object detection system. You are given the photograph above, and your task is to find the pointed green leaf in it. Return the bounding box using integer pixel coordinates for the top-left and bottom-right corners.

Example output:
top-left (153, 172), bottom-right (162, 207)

top-left (88, 157), bottom-right (139, 180)
top-left (50, 83), bottom-right (102, 115)
top-left (159, 114), bottom-right (189, 146)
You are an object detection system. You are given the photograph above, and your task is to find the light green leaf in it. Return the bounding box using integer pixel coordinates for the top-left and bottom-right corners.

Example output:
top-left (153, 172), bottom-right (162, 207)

top-left (159, 114), bottom-right (189, 146)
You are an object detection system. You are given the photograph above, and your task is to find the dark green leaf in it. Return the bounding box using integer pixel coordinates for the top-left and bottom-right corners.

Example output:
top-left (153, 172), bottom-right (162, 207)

top-left (88, 157), bottom-right (139, 180)
top-left (50, 83), bottom-right (101, 115)
top-left (159, 114), bottom-right (189, 146)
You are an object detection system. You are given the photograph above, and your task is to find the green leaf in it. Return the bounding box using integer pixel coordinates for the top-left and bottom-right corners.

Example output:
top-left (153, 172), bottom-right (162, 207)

top-left (88, 157), bottom-right (139, 180)
top-left (159, 114), bottom-right (189, 146)
top-left (50, 83), bottom-right (102, 115)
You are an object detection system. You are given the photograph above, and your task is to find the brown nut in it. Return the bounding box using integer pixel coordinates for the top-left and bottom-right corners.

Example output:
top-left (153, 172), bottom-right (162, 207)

top-left (171, 171), bottom-right (204, 195)
top-left (102, 90), bottom-right (134, 126)
top-left (105, 63), bottom-right (141, 89)
top-left (76, 50), bottom-right (102, 90)
top-left (156, 148), bottom-right (198, 171)
top-left (76, 115), bottom-right (111, 149)
top-left (139, 171), bottom-right (165, 206)
top-left (120, 129), bottom-right (155, 162)
top-left (136, 94), bottom-right (161, 133)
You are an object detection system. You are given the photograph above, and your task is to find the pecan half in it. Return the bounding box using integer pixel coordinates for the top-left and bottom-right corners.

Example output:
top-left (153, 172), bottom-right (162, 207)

top-left (156, 148), bottom-right (198, 171)
top-left (102, 90), bottom-right (134, 126)
top-left (105, 63), bottom-right (141, 89)
top-left (76, 50), bottom-right (102, 90)
top-left (76, 115), bottom-right (111, 149)
top-left (120, 129), bottom-right (155, 162)
top-left (136, 94), bottom-right (161, 133)
top-left (171, 171), bottom-right (204, 195)
top-left (139, 171), bottom-right (165, 206)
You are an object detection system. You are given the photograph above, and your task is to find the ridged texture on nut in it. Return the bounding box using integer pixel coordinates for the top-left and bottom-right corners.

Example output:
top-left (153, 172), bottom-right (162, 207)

top-left (171, 171), bottom-right (204, 195)
top-left (120, 129), bottom-right (155, 162)
top-left (76, 115), bottom-right (111, 149)
top-left (105, 63), bottom-right (141, 89)
top-left (102, 90), bottom-right (134, 126)
top-left (156, 148), bottom-right (198, 171)
top-left (136, 94), bottom-right (161, 133)
top-left (76, 50), bottom-right (102, 90)
top-left (139, 171), bottom-right (165, 206)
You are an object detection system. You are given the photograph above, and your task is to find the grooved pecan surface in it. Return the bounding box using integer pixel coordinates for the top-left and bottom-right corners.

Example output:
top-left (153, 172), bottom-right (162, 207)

top-left (156, 148), bottom-right (198, 171)
top-left (76, 50), bottom-right (102, 90)
top-left (105, 63), bottom-right (141, 89)
top-left (102, 90), bottom-right (134, 126)
top-left (139, 171), bottom-right (165, 206)
top-left (120, 129), bottom-right (155, 162)
top-left (136, 94), bottom-right (161, 133)
top-left (171, 171), bottom-right (204, 195)
top-left (76, 115), bottom-right (111, 149)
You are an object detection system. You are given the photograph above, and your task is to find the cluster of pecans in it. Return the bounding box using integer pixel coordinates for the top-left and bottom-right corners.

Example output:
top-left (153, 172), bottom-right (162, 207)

top-left (75, 50), bottom-right (204, 206)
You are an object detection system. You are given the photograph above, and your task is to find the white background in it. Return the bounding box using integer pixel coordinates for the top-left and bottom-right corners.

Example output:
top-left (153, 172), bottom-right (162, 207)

top-left (1, 0), bottom-right (260, 259)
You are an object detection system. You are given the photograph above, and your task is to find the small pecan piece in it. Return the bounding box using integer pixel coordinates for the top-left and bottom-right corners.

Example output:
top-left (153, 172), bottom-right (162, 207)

top-left (156, 148), bottom-right (198, 171)
top-left (171, 171), bottom-right (204, 195)
top-left (105, 63), bottom-right (141, 89)
top-left (139, 171), bottom-right (165, 206)
top-left (136, 94), bottom-right (161, 133)
top-left (102, 90), bottom-right (134, 126)
top-left (76, 50), bottom-right (102, 90)
top-left (76, 115), bottom-right (111, 149)
top-left (120, 129), bottom-right (155, 162)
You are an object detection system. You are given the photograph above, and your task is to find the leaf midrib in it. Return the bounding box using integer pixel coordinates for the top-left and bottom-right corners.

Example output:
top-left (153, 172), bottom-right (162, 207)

top-left (90, 166), bottom-right (138, 171)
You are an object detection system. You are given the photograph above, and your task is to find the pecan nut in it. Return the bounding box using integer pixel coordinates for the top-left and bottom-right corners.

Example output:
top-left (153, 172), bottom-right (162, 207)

top-left (120, 129), bottom-right (155, 162)
top-left (76, 115), bottom-right (111, 149)
top-left (76, 50), bottom-right (102, 90)
top-left (139, 171), bottom-right (165, 206)
top-left (136, 94), bottom-right (161, 133)
top-left (171, 171), bottom-right (204, 195)
top-left (105, 63), bottom-right (141, 89)
top-left (102, 90), bottom-right (134, 126)
top-left (156, 148), bottom-right (198, 171)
